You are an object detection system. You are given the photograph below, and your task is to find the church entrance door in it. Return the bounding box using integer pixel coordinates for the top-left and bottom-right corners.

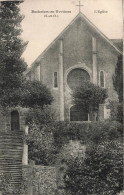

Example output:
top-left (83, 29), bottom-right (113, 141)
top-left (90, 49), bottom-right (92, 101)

top-left (70, 105), bottom-right (88, 121)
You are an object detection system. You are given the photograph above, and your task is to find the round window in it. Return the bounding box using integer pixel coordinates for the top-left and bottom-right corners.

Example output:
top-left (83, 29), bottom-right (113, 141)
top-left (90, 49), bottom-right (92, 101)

top-left (67, 68), bottom-right (90, 90)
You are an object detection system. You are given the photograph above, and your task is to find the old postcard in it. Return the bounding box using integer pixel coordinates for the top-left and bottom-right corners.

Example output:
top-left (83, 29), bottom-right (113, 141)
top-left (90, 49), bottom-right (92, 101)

top-left (0, 0), bottom-right (123, 194)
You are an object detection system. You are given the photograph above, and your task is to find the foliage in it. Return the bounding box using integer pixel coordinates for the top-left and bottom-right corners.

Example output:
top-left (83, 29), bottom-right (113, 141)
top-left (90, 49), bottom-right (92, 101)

top-left (87, 120), bottom-right (123, 144)
top-left (73, 82), bottom-right (108, 119)
top-left (0, 173), bottom-right (22, 194)
top-left (25, 106), bottom-right (56, 165)
top-left (0, 2), bottom-right (53, 109)
top-left (113, 55), bottom-right (123, 102)
top-left (26, 112), bottom-right (90, 165)
top-left (26, 105), bottom-right (55, 125)
top-left (22, 166), bottom-right (57, 195)
top-left (63, 119), bottom-right (123, 195)
top-left (27, 124), bottom-right (56, 165)
top-left (27, 115), bottom-right (123, 166)
top-left (20, 80), bottom-right (53, 108)
top-left (52, 122), bottom-right (90, 150)
top-left (53, 120), bottom-right (122, 147)
top-left (0, 79), bottom-right (53, 109)
top-left (53, 120), bottom-right (122, 165)
top-left (0, 1), bottom-right (27, 91)
top-left (65, 139), bottom-right (123, 195)
top-left (27, 120), bottom-right (90, 165)
top-left (108, 101), bottom-right (123, 124)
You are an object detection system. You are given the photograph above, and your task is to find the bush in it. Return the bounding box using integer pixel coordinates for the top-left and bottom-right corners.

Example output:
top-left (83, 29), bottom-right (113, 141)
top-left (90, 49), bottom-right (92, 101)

top-left (113, 55), bottom-right (123, 102)
top-left (25, 105), bottom-right (56, 126)
top-left (1, 80), bottom-right (53, 108)
top-left (65, 140), bottom-right (123, 195)
top-left (27, 121), bottom-right (90, 165)
top-left (108, 101), bottom-right (123, 123)
top-left (52, 122), bottom-right (90, 150)
top-left (73, 82), bottom-right (108, 113)
top-left (88, 120), bottom-right (123, 144)
top-left (63, 120), bottom-right (123, 195)
top-left (25, 106), bottom-right (56, 165)
top-left (27, 125), bottom-right (56, 165)
top-left (27, 118), bottom-right (123, 166)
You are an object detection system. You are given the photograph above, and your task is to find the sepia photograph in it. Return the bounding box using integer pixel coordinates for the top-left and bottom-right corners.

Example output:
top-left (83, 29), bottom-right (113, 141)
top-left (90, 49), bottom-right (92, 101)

top-left (0, 0), bottom-right (123, 194)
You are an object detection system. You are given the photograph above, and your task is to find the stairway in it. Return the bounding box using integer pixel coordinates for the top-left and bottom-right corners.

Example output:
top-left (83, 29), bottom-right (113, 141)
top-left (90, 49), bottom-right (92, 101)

top-left (0, 131), bottom-right (23, 194)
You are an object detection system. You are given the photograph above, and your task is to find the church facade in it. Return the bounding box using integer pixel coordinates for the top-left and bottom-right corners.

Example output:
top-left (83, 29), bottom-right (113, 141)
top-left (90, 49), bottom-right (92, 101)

top-left (25, 12), bottom-right (122, 121)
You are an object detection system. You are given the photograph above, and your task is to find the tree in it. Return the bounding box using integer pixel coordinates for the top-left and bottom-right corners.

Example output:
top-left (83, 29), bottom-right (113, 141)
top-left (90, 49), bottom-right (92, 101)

top-left (65, 140), bottom-right (123, 195)
top-left (0, 80), bottom-right (53, 108)
top-left (0, 1), bottom-right (27, 91)
top-left (73, 82), bottom-right (108, 120)
top-left (25, 106), bottom-right (56, 165)
top-left (108, 101), bottom-right (123, 124)
top-left (110, 55), bottom-right (123, 123)
top-left (113, 55), bottom-right (123, 102)
top-left (0, 1), bottom-right (27, 107)
top-left (0, 2), bottom-right (53, 109)
top-left (64, 120), bottom-right (123, 195)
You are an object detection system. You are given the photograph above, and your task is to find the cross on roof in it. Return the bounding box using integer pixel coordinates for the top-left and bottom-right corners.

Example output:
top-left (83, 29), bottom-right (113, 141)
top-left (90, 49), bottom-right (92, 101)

top-left (76, 1), bottom-right (84, 13)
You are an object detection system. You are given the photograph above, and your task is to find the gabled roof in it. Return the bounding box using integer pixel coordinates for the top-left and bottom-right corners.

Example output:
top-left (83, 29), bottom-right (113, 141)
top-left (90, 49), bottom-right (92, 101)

top-left (110, 39), bottom-right (123, 52)
top-left (25, 12), bottom-right (122, 75)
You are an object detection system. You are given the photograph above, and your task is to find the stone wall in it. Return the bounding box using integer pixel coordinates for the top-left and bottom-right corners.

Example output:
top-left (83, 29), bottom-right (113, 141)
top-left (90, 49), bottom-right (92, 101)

top-left (22, 141), bottom-right (86, 195)
top-left (0, 107), bottom-right (27, 133)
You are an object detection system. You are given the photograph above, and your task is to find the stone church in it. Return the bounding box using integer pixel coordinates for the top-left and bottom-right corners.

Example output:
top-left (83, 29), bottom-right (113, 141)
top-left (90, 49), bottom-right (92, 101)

top-left (25, 12), bottom-right (122, 122)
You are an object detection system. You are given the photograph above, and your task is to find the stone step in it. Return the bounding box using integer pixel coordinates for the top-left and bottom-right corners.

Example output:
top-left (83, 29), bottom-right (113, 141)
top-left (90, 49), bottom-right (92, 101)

top-left (0, 139), bottom-right (23, 142)
top-left (0, 155), bottom-right (23, 158)
top-left (0, 149), bottom-right (22, 151)
top-left (0, 134), bottom-right (23, 137)
top-left (0, 135), bottom-right (23, 137)
top-left (0, 135), bottom-right (23, 138)
top-left (0, 164), bottom-right (22, 167)
top-left (0, 142), bottom-right (22, 145)
top-left (0, 155), bottom-right (22, 157)
top-left (0, 138), bottom-right (22, 141)
top-left (0, 158), bottom-right (22, 161)
top-left (0, 147), bottom-right (23, 150)
top-left (0, 175), bottom-right (22, 179)
top-left (0, 132), bottom-right (24, 193)
top-left (0, 133), bottom-right (23, 136)
top-left (0, 141), bottom-right (23, 144)
top-left (1, 174), bottom-right (22, 177)
top-left (0, 167), bottom-right (22, 170)
top-left (0, 171), bottom-right (22, 174)
top-left (0, 131), bottom-right (23, 134)
top-left (0, 165), bottom-right (22, 168)
top-left (0, 156), bottom-right (22, 159)
top-left (0, 142), bottom-right (23, 145)
top-left (0, 160), bottom-right (22, 164)
top-left (0, 157), bottom-right (22, 160)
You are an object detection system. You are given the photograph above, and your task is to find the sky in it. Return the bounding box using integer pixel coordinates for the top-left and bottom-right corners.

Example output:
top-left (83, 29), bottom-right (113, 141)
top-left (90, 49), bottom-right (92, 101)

top-left (20, 0), bottom-right (123, 66)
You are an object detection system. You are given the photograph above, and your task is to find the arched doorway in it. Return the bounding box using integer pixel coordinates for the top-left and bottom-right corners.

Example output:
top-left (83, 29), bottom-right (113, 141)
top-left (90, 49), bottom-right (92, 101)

top-left (11, 110), bottom-right (20, 131)
top-left (70, 105), bottom-right (88, 121)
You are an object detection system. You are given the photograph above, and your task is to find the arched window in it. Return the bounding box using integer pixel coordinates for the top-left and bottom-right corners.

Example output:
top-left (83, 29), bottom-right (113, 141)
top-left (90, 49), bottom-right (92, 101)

top-left (54, 72), bottom-right (58, 88)
top-left (70, 105), bottom-right (88, 121)
top-left (100, 71), bottom-right (105, 87)
top-left (11, 110), bottom-right (20, 131)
